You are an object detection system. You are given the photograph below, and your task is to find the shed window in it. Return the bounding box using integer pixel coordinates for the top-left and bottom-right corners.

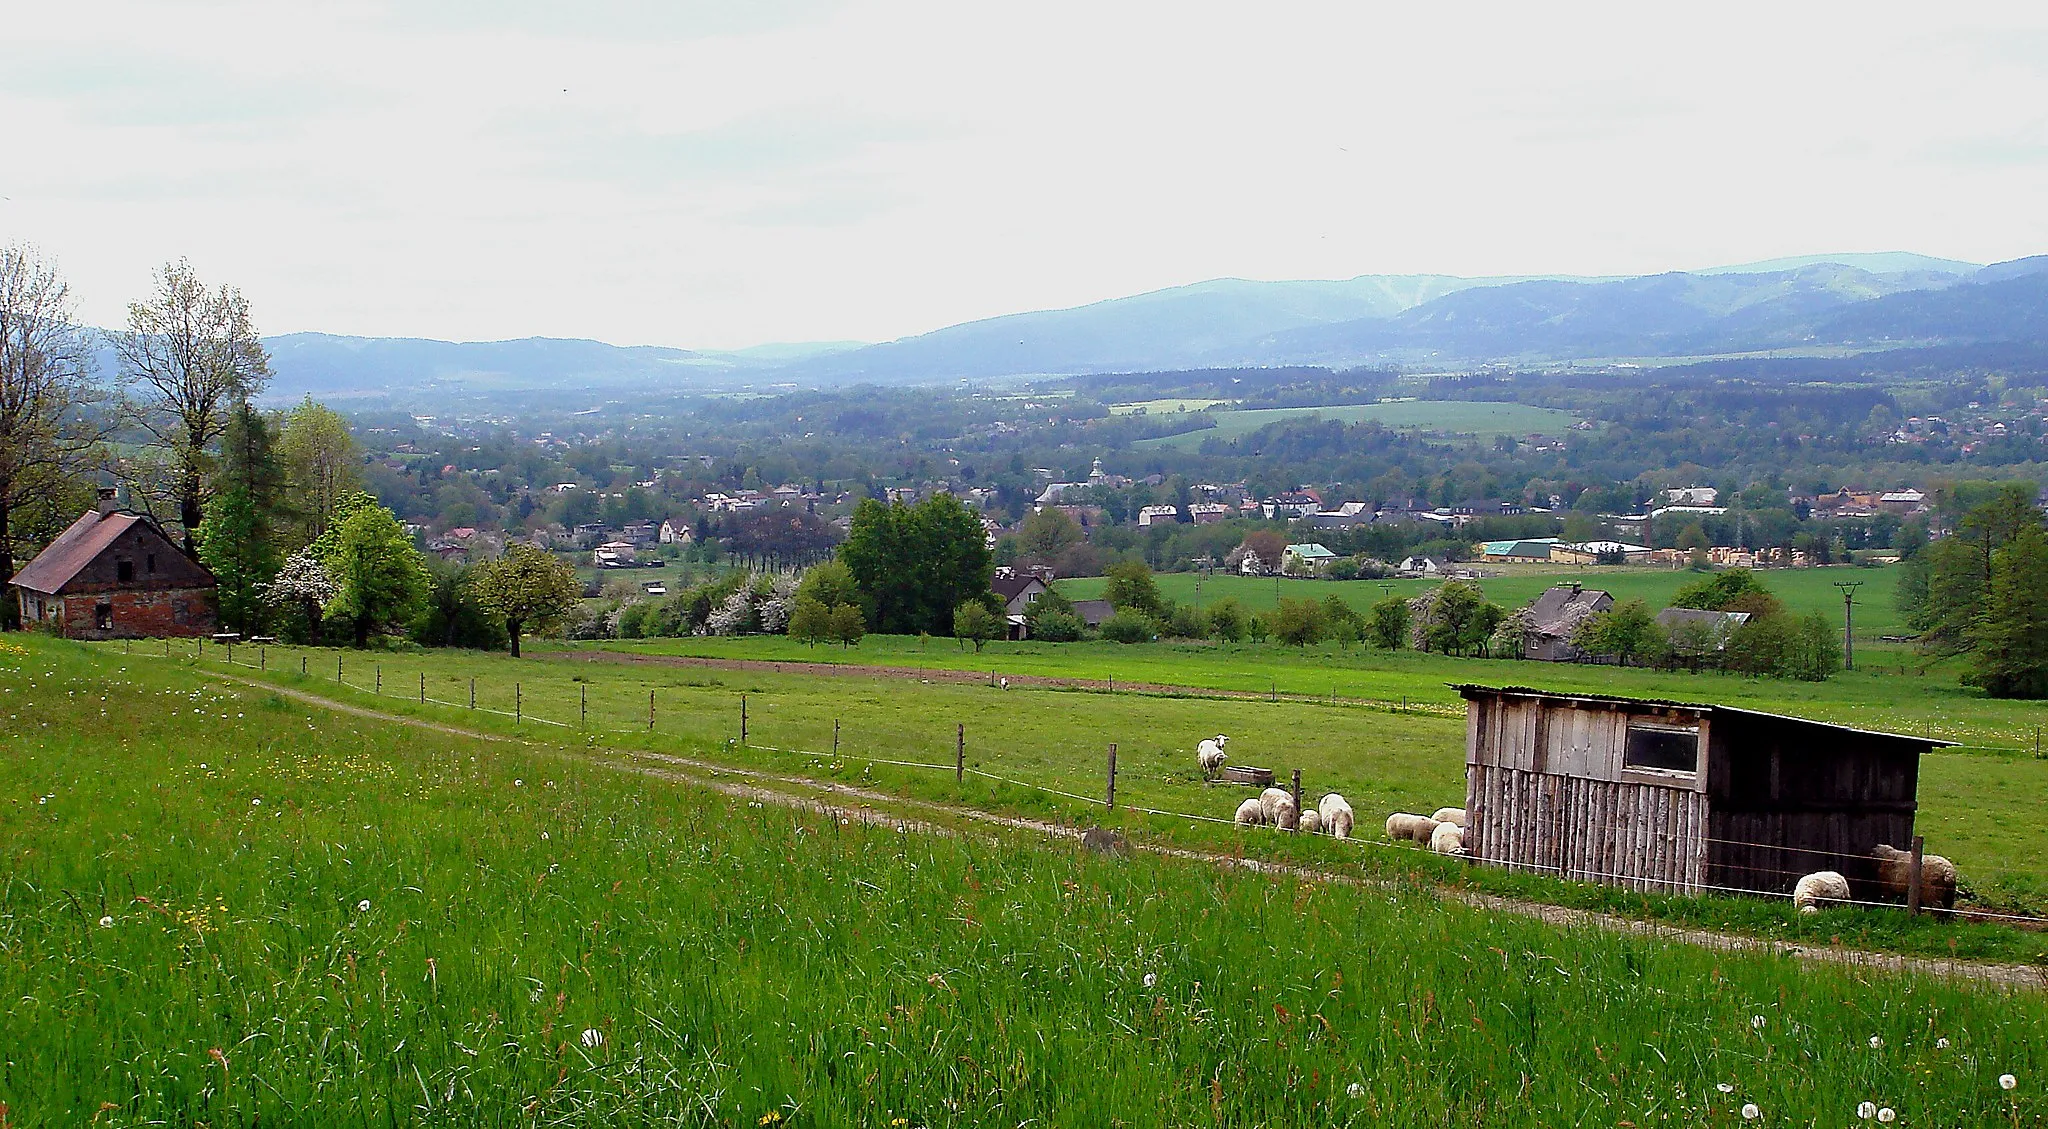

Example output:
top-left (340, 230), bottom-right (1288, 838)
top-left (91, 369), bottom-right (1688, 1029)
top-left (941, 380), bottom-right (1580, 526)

top-left (116, 559), bottom-right (134, 582)
top-left (1624, 723), bottom-right (1699, 774)
top-left (95, 602), bottom-right (113, 630)
top-left (147, 553), bottom-right (157, 574)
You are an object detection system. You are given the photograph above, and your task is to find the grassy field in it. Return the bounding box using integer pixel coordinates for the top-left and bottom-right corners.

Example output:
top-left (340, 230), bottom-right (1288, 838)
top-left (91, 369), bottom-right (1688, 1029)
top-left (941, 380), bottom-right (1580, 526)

top-left (1106, 397), bottom-right (1228, 414)
top-left (6, 637), bottom-right (2047, 1124)
top-left (1134, 401), bottom-right (1583, 450)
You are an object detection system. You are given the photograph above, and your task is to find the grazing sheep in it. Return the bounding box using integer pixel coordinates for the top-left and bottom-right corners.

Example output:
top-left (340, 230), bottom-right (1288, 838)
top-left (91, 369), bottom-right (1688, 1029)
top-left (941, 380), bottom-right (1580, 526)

top-left (1791, 870), bottom-right (1851, 915)
top-left (1384, 813), bottom-right (1441, 843)
top-left (1258, 787), bottom-right (1292, 822)
top-left (1269, 794), bottom-right (1300, 831)
top-left (1429, 821), bottom-right (1466, 856)
top-left (1871, 844), bottom-right (1959, 912)
top-left (1431, 807), bottom-right (1468, 829)
top-left (1196, 735), bottom-right (1230, 780)
top-left (1318, 794), bottom-right (1355, 839)
top-left (1297, 809), bottom-right (1322, 835)
top-left (1234, 798), bottom-right (1268, 827)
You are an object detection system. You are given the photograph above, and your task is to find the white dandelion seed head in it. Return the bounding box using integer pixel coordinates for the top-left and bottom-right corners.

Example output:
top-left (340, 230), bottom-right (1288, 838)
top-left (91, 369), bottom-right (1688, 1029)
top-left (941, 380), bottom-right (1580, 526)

top-left (1858, 1101), bottom-right (1878, 1118)
top-left (251, 798), bottom-right (261, 806)
top-left (1869, 1035), bottom-right (1882, 1048)
top-left (357, 899), bottom-right (371, 912)
top-left (541, 831), bottom-right (550, 840)
top-left (1751, 1014), bottom-right (1766, 1030)
top-left (1142, 973), bottom-right (1156, 989)
top-left (1346, 1083), bottom-right (1365, 1099)
top-left (513, 779), bottom-right (523, 787)
top-left (1717, 1083), bottom-right (1735, 1094)
top-left (1876, 1108), bottom-right (1895, 1123)
top-left (581, 1028), bottom-right (604, 1048)
top-left (2001, 1074), bottom-right (2019, 1091)
top-left (1936, 1037), bottom-right (1950, 1049)
top-left (1741, 1103), bottom-right (1761, 1120)
top-left (98, 915), bottom-right (113, 928)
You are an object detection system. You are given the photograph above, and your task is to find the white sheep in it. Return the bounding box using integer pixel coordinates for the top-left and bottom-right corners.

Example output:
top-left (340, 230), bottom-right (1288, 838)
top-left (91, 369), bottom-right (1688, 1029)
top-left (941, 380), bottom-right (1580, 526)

top-left (1258, 787), bottom-right (1292, 822)
top-left (1791, 870), bottom-right (1850, 915)
top-left (1871, 844), bottom-right (1959, 912)
top-left (1297, 809), bottom-right (1322, 835)
top-left (1318, 793), bottom-right (1354, 840)
top-left (1431, 807), bottom-right (1468, 829)
top-left (1233, 798), bottom-right (1268, 827)
top-left (1196, 734), bottom-right (1230, 780)
top-left (1429, 821), bottom-right (1466, 855)
top-left (1269, 794), bottom-right (1301, 831)
top-left (1385, 812), bottom-right (1441, 844)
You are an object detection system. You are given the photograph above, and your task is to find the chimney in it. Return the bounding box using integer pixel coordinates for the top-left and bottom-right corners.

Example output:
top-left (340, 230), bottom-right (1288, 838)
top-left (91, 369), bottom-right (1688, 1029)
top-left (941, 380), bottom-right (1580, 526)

top-left (1569, 582), bottom-right (1582, 596)
top-left (96, 487), bottom-right (120, 517)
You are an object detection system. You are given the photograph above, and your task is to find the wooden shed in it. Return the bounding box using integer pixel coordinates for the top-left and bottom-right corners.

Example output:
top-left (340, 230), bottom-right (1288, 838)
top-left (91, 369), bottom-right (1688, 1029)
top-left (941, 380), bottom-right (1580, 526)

top-left (1456, 685), bottom-right (1950, 899)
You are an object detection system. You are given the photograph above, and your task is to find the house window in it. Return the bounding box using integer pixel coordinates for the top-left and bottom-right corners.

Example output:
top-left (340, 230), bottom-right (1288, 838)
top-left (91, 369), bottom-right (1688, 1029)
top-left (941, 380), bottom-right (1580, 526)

top-left (117, 559), bottom-right (134, 582)
top-left (1624, 723), bottom-right (1699, 774)
top-left (95, 602), bottom-right (114, 631)
top-left (147, 553), bottom-right (157, 574)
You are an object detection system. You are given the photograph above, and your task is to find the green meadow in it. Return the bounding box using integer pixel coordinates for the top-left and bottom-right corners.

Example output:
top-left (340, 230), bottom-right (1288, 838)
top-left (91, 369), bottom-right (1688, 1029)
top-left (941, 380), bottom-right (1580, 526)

top-left (5, 637), bottom-right (2046, 1126)
top-left (1134, 401), bottom-right (1583, 450)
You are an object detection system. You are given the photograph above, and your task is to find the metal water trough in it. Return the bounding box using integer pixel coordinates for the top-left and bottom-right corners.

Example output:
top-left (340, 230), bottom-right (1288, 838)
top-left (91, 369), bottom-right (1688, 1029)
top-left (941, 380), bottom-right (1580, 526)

top-left (1219, 765), bottom-right (1276, 787)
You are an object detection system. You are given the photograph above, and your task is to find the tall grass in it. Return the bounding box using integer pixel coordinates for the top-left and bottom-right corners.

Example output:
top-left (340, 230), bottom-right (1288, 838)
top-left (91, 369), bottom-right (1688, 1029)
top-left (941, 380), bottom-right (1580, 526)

top-left (3, 641), bottom-right (2044, 1125)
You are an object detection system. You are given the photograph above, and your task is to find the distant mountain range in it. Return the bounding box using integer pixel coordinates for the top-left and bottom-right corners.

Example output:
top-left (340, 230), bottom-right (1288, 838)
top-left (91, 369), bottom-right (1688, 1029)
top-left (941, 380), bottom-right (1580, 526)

top-left (240, 252), bottom-right (2046, 398)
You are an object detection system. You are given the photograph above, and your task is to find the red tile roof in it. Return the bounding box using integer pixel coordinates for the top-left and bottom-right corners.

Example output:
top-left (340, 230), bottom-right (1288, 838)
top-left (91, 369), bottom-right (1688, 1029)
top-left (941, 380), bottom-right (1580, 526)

top-left (11, 510), bottom-right (145, 594)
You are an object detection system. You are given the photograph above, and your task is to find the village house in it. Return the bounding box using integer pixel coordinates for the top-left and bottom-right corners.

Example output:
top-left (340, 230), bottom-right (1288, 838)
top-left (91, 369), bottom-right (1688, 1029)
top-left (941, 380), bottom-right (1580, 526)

top-left (1282, 543), bottom-right (1338, 575)
top-left (10, 489), bottom-right (218, 639)
top-left (1521, 584), bottom-right (1613, 661)
top-left (1135, 504), bottom-right (1180, 527)
top-left (1187, 502), bottom-right (1232, 524)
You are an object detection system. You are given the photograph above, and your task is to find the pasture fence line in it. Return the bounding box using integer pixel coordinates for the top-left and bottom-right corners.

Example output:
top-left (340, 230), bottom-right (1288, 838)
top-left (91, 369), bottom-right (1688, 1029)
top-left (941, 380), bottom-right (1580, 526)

top-left (98, 638), bottom-right (2048, 928)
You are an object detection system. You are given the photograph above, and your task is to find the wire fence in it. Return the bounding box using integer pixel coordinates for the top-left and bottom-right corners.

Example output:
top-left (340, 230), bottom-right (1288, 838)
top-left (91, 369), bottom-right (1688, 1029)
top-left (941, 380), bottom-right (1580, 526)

top-left (105, 638), bottom-right (2048, 930)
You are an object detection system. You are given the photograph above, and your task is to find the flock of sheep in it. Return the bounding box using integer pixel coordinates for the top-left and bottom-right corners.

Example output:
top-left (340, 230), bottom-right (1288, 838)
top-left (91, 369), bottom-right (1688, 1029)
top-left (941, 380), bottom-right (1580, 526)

top-left (1200, 734), bottom-right (1959, 916)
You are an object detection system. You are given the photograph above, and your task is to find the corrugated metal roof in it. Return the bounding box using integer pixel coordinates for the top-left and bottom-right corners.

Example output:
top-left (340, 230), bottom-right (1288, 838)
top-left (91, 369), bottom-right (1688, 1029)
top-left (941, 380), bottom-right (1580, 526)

top-left (9, 510), bottom-right (144, 595)
top-left (1449, 683), bottom-right (1954, 747)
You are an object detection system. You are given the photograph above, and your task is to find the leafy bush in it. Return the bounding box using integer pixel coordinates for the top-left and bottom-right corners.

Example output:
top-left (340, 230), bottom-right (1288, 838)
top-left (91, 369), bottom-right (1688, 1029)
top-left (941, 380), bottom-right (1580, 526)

top-left (1099, 611), bottom-right (1154, 644)
top-left (1028, 610), bottom-right (1085, 642)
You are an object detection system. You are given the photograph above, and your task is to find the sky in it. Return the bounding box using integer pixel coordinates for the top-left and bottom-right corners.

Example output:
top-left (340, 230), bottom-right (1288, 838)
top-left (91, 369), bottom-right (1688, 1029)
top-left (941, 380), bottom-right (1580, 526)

top-left (5, 2), bottom-right (2048, 349)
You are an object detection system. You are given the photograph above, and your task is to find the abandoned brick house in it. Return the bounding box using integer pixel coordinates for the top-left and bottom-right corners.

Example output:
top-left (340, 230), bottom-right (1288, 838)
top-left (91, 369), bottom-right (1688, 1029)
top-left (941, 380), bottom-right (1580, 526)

top-left (10, 489), bottom-right (218, 639)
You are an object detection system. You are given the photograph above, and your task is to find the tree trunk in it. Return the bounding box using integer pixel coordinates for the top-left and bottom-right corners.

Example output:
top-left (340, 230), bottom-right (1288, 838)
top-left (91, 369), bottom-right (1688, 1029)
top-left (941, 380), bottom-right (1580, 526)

top-left (302, 596), bottom-right (323, 645)
top-left (0, 498), bottom-right (14, 631)
top-left (508, 617), bottom-right (522, 658)
top-left (354, 613), bottom-right (370, 648)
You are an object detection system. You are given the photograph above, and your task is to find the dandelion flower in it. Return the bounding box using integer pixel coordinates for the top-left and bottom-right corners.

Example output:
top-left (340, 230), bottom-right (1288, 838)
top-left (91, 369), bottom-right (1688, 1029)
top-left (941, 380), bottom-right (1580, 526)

top-left (541, 831), bottom-right (550, 840)
top-left (1869, 1035), bottom-right (1882, 1048)
top-left (1876, 1109), bottom-right (1895, 1123)
top-left (1936, 1037), bottom-right (1950, 1049)
top-left (98, 915), bottom-right (113, 928)
top-left (581, 1028), bottom-right (604, 1048)
top-left (1741, 1103), bottom-right (1760, 1120)
top-left (514, 779), bottom-right (523, 787)
top-left (1346, 1082), bottom-right (1365, 1098)
top-left (251, 798), bottom-right (262, 806)
top-left (1717, 1083), bottom-right (1735, 1094)
top-left (1143, 973), bottom-right (1157, 989)
top-left (1858, 1101), bottom-right (1877, 1118)
top-left (2002, 1074), bottom-right (2019, 1090)
top-left (357, 899), bottom-right (371, 912)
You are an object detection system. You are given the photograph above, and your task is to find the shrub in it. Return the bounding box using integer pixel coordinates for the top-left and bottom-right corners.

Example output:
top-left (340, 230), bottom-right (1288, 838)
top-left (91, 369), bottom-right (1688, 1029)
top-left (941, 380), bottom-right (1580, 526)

top-left (1028, 610), bottom-right (1085, 642)
top-left (1205, 598), bottom-right (1247, 642)
top-left (1099, 611), bottom-right (1154, 644)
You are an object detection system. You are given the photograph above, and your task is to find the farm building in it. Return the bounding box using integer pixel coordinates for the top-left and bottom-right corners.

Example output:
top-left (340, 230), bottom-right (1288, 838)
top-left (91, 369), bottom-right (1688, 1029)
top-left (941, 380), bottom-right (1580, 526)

top-left (1521, 584), bottom-right (1612, 661)
top-left (1456, 685), bottom-right (1949, 900)
top-left (11, 489), bottom-right (218, 639)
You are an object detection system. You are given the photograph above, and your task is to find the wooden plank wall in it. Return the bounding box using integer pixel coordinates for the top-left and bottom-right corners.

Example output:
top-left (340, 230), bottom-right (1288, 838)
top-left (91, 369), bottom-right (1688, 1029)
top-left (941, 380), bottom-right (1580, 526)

top-left (1465, 762), bottom-right (1707, 895)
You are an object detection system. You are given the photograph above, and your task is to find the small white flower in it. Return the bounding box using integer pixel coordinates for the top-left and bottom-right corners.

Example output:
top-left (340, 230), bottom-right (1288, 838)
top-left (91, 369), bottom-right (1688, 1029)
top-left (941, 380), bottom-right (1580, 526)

top-left (1717, 1083), bottom-right (1735, 1094)
top-left (1346, 1083), bottom-right (1365, 1099)
top-left (357, 899), bottom-right (371, 912)
top-left (1741, 1103), bottom-right (1760, 1120)
top-left (541, 831), bottom-right (550, 840)
top-left (513, 779), bottom-right (523, 787)
top-left (1751, 1014), bottom-right (1766, 1030)
top-left (1936, 1037), bottom-right (1950, 1049)
top-left (1142, 973), bottom-right (1156, 989)
top-left (1869, 1035), bottom-right (1882, 1048)
top-left (1876, 1109), bottom-right (1895, 1124)
top-left (1858, 1101), bottom-right (1877, 1119)
top-left (251, 798), bottom-right (262, 806)
top-left (199, 763), bottom-right (207, 769)
top-left (581, 1028), bottom-right (604, 1048)
top-left (98, 915), bottom-right (114, 928)
top-left (2001, 1074), bottom-right (2019, 1091)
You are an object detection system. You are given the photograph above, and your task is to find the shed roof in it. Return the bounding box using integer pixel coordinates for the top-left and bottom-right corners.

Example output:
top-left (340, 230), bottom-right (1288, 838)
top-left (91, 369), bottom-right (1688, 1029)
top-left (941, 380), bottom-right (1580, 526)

top-left (1450, 684), bottom-right (1954, 747)
top-left (10, 510), bottom-right (149, 595)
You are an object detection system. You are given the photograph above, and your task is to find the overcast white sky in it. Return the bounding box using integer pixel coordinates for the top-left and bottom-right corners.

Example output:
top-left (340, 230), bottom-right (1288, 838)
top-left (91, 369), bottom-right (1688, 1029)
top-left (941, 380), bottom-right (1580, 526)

top-left (5, 2), bottom-right (2047, 348)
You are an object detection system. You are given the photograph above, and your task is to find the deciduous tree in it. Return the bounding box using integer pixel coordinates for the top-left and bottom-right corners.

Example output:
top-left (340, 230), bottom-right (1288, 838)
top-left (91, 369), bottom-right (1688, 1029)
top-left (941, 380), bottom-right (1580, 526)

top-left (468, 542), bottom-right (581, 657)
top-left (321, 496), bottom-right (430, 647)
top-left (277, 397), bottom-right (360, 546)
top-left (839, 494), bottom-right (993, 635)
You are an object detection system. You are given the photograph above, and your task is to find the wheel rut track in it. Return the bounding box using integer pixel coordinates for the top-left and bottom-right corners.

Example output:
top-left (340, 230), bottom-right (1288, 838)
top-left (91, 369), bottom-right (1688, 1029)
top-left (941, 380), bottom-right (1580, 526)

top-left (201, 667), bottom-right (2046, 991)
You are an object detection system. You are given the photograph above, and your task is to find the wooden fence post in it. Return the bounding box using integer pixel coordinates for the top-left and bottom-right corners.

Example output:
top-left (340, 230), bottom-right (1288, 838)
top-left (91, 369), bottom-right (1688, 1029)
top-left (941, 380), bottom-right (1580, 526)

top-left (1106, 743), bottom-right (1117, 810)
top-left (225, 643), bottom-right (232, 665)
top-left (301, 655), bottom-right (307, 676)
top-left (375, 664), bottom-right (381, 694)
top-left (580, 683), bottom-right (587, 727)
top-left (648, 688), bottom-right (655, 731)
top-left (515, 683), bottom-right (522, 724)
top-left (469, 678), bottom-right (476, 709)
top-left (956, 724), bottom-right (965, 784)
top-left (337, 654), bottom-right (343, 683)
top-left (833, 718), bottom-right (840, 756)
top-left (419, 672), bottom-right (425, 702)
top-left (1907, 835), bottom-right (1925, 916)
top-left (259, 647), bottom-right (265, 671)
top-left (1291, 768), bottom-right (1301, 817)
top-left (741, 695), bottom-right (748, 745)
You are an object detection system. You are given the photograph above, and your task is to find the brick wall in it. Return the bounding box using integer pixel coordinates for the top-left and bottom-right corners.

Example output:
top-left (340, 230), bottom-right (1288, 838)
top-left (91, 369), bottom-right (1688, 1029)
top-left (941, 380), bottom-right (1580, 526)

top-left (56, 587), bottom-right (217, 640)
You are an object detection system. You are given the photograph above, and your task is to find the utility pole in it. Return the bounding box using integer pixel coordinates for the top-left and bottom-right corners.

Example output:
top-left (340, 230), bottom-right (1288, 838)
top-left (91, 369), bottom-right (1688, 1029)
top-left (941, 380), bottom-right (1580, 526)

top-left (1833, 581), bottom-right (1862, 671)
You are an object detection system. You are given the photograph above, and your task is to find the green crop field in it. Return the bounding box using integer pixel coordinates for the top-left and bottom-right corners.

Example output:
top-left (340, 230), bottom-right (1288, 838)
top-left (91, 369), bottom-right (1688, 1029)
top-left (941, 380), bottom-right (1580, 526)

top-left (7, 637), bottom-right (2047, 1125)
top-left (1134, 401), bottom-right (1583, 450)
top-left (1107, 398), bottom-right (1228, 415)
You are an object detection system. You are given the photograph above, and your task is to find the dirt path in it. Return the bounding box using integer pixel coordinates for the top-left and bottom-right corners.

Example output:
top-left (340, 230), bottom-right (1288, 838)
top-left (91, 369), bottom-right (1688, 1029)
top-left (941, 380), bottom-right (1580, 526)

top-left (201, 668), bottom-right (2045, 991)
top-left (547, 648), bottom-right (1462, 714)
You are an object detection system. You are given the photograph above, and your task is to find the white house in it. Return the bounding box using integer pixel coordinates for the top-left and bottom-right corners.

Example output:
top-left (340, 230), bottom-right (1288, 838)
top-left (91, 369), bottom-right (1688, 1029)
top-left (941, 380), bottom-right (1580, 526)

top-left (1136, 505), bottom-right (1180, 527)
